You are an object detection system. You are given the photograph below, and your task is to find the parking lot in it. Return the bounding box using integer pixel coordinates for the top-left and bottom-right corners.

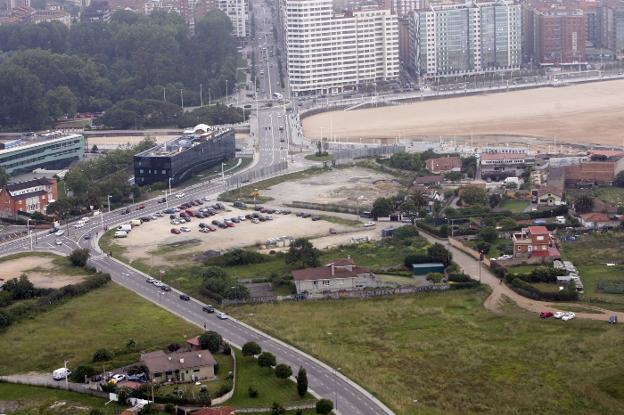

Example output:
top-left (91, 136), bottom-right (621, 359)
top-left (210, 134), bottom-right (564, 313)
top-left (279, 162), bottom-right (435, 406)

top-left (113, 201), bottom-right (354, 265)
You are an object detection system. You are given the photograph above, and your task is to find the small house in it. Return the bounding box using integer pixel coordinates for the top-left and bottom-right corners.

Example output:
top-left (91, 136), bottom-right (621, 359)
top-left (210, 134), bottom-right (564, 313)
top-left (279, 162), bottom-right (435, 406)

top-left (292, 259), bottom-right (378, 294)
top-left (140, 350), bottom-right (217, 383)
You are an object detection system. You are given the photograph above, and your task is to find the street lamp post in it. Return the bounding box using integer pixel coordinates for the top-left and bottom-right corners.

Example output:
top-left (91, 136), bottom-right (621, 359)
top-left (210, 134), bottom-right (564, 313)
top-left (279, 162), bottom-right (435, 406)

top-left (107, 195), bottom-right (112, 214)
top-left (334, 367), bottom-right (341, 412)
top-left (27, 218), bottom-right (33, 250)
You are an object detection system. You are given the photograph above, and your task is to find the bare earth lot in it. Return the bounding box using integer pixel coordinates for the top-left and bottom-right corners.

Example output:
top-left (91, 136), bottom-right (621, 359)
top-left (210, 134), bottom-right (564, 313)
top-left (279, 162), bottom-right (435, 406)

top-left (262, 167), bottom-right (401, 208)
top-left (115, 207), bottom-right (353, 264)
top-left (1, 256), bottom-right (85, 289)
top-left (303, 80), bottom-right (624, 146)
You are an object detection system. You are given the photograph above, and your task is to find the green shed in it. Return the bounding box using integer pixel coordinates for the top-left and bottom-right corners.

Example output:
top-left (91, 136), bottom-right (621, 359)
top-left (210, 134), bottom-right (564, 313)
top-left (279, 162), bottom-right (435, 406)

top-left (412, 263), bottom-right (445, 275)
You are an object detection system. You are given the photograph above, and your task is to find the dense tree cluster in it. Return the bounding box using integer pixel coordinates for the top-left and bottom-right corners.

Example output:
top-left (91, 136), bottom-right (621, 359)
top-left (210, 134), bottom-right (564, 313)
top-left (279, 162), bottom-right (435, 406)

top-left (0, 10), bottom-right (240, 130)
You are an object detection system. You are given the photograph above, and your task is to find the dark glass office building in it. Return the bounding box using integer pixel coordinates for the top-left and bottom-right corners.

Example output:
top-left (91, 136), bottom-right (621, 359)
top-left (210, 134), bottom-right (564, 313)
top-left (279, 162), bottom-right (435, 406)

top-left (134, 127), bottom-right (235, 186)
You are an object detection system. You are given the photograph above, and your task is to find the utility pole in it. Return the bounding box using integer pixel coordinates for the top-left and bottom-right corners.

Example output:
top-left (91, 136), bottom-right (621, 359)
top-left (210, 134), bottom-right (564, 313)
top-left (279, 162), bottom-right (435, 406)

top-left (64, 360), bottom-right (69, 390)
top-left (163, 86), bottom-right (167, 102)
top-left (107, 195), bottom-right (111, 214)
top-left (225, 79), bottom-right (229, 103)
top-left (180, 88), bottom-right (184, 109)
top-left (208, 88), bottom-right (211, 106)
top-left (200, 83), bottom-right (203, 107)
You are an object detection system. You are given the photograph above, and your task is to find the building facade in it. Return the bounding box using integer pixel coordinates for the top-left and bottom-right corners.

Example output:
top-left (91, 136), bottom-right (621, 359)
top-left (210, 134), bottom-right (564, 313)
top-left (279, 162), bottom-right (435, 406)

top-left (284, 0), bottom-right (399, 96)
top-left (0, 178), bottom-right (58, 218)
top-left (141, 350), bottom-right (217, 383)
top-left (215, 0), bottom-right (248, 38)
top-left (134, 127), bottom-right (235, 186)
top-left (292, 258), bottom-right (378, 294)
top-left (0, 133), bottom-right (85, 175)
top-left (409, 0), bottom-right (522, 77)
top-left (533, 9), bottom-right (586, 65)
top-left (512, 225), bottom-right (559, 259)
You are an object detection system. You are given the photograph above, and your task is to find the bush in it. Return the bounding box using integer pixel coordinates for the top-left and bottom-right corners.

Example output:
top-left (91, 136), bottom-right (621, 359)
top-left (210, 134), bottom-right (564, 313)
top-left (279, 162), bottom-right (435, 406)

top-left (403, 254), bottom-right (433, 269)
top-left (275, 363), bottom-right (292, 379)
top-left (92, 348), bottom-right (114, 362)
top-left (427, 243), bottom-right (452, 267)
top-left (297, 367), bottom-right (308, 397)
top-left (167, 342), bottom-right (181, 352)
top-left (70, 365), bottom-right (97, 383)
top-left (316, 398), bottom-right (334, 414)
top-left (448, 273), bottom-right (471, 283)
top-left (69, 248), bottom-right (90, 267)
top-left (199, 331), bottom-right (223, 353)
top-left (242, 341), bottom-right (262, 357)
top-left (392, 225), bottom-right (420, 241)
top-left (258, 352), bottom-right (277, 368)
top-left (426, 272), bottom-right (444, 283)
top-left (220, 249), bottom-right (266, 266)
top-left (222, 342), bottom-right (231, 355)
top-left (271, 402), bottom-right (286, 415)
top-left (509, 277), bottom-right (578, 301)
top-left (248, 385), bottom-right (259, 398)
top-left (0, 310), bottom-right (11, 329)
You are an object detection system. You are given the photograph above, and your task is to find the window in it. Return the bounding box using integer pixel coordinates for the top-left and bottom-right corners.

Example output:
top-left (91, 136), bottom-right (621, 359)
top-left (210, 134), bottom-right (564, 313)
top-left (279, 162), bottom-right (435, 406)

top-left (536, 236), bottom-right (544, 241)
top-left (322, 280), bottom-right (330, 285)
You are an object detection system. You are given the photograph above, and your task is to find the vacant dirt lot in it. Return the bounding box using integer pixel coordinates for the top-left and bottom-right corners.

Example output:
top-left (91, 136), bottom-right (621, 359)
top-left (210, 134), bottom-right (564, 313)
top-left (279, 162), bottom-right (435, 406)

top-left (303, 80), bottom-right (624, 146)
top-left (0, 256), bottom-right (86, 289)
top-left (262, 167), bottom-right (401, 208)
top-left (115, 207), bottom-right (353, 264)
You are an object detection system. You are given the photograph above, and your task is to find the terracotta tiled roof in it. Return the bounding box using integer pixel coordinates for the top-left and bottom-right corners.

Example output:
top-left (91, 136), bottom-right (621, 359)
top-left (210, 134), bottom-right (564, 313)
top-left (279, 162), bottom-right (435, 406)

top-left (528, 225), bottom-right (549, 235)
top-left (292, 261), bottom-right (370, 281)
top-left (140, 350), bottom-right (216, 374)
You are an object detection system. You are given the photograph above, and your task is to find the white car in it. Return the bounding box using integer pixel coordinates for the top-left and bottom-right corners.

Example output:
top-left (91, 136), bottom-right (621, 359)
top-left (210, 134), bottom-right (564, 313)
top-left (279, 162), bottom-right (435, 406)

top-left (217, 312), bottom-right (228, 320)
top-left (153, 281), bottom-right (164, 288)
top-left (54, 239), bottom-right (62, 246)
top-left (180, 226), bottom-right (191, 232)
top-left (363, 222), bottom-right (376, 227)
top-left (108, 374), bottom-right (126, 384)
top-left (553, 311), bottom-right (565, 319)
top-left (176, 193), bottom-right (185, 199)
top-left (74, 222), bottom-right (85, 229)
top-left (561, 312), bottom-right (576, 321)
top-left (54, 229), bottom-right (65, 236)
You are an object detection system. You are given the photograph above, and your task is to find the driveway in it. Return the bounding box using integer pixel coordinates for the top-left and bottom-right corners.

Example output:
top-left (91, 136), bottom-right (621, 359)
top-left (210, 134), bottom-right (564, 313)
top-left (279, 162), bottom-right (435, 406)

top-left (418, 231), bottom-right (624, 322)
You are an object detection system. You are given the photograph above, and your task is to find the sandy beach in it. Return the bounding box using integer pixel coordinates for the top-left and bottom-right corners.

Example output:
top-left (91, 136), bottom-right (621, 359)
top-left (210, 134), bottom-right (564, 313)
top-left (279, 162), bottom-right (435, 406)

top-left (302, 79), bottom-right (624, 147)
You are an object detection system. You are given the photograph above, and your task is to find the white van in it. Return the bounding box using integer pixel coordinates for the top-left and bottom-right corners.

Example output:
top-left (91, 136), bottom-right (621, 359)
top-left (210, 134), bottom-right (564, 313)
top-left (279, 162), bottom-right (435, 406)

top-left (556, 216), bottom-right (566, 224)
top-left (117, 224), bottom-right (132, 232)
top-left (130, 219), bottom-right (142, 227)
top-left (52, 368), bottom-right (71, 380)
top-left (114, 230), bottom-right (128, 238)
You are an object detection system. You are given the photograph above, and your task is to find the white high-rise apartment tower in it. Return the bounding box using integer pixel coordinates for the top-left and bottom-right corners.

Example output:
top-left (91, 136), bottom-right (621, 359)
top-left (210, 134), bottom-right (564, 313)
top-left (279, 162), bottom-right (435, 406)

top-left (216, 0), bottom-right (249, 38)
top-left (409, 0), bottom-right (521, 77)
top-left (284, 0), bottom-right (400, 96)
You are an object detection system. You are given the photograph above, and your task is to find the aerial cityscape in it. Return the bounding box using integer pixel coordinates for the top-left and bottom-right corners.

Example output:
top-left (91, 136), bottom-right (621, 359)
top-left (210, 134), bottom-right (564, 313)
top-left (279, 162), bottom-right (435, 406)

top-left (0, 0), bottom-right (623, 413)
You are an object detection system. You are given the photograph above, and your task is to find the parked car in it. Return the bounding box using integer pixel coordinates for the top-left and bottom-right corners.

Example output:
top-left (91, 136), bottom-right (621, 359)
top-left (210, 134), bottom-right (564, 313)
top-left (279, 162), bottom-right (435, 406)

top-left (158, 197), bottom-right (166, 203)
top-left (217, 312), bottom-right (228, 320)
top-left (539, 311), bottom-right (554, 319)
top-left (561, 312), bottom-right (575, 321)
top-left (207, 225), bottom-right (216, 232)
top-left (199, 228), bottom-right (211, 233)
top-left (202, 305), bottom-right (215, 313)
top-left (553, 311), bottom-right (565, 319)
top-left (146, 277), bottom-right (155, 284)
top-left (108, 374), bottom-right (126, 384)
top-left (311, 216), bottom-right (321, 221)
top-left (180, 226), bottom-right (191, 232)
top-left (171, 228), bottom-right (181, 234)
top-left (176, 193), bottom-right (185, 199)
top-left (608, 314), bottom-right (618, 324)
top-left (54, 229), bottom-right (65, 236)
top-left (179, 294), bottom-right (191, 301)
top-left (160, 285), bottom-right (171, 292)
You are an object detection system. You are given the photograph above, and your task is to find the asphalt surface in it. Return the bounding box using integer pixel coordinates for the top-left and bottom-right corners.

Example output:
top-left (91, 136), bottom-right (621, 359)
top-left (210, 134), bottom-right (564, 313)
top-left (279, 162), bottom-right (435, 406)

top-left (0, 1), bottom-right (394, 414)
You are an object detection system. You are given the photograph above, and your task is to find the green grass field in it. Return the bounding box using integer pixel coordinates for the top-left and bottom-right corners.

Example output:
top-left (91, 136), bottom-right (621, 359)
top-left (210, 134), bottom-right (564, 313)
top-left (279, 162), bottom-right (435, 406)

top-left (227, 288), bottom-right (624, 415)
top-left (0, 284), bottom-right (200, 375)
top-left (0, 383), bottom-right (120, 414)
top-left (499, 198), bottom-right (528, 213)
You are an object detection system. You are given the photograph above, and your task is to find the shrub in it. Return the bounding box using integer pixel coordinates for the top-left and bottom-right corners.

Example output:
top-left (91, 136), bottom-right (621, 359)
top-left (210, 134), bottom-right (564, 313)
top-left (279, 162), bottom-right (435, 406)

top-left (164, 404), bottom-right (175, 414)
top-left (0, 311), bottom-right (10, 329)
top-left (248, 385), bottom-right (259, 398)
top-left (448, 273), bottom-right (471, 283)
top-left (69, 248), bottom-right (90, 267)
top-left (391, 225), bottom-right (420, 241)
top-left (275, 363), bottom-right (292, 379)
top-left (92, 348), bottom-right (114, 362)
top-left (316, 399), bottom-right (334, 414)
top-left (217, 384), bottom-right (231, 397)
top-left (271, 402), bottom-right (286, 415)
top-left (199, 331), bottom-right (222, 353)
top-left (427, 243), bottom-right (452, 266)
top-left (167, 342), bottom-right (181, 352)
top-left (70, 365), bottom-right (97, 383)
top-left (222, 342), bottom-right (231, 355)
top-left (242, 341), bottom-right (262, 357)
top-left (426, 272), bottom-right (444, 283)
top-left (258, 352), bottom-right (277, 368)
top-left (403, 254), bottom-right (433, 269)
top-left (221, 249), bottom-right (266, 266)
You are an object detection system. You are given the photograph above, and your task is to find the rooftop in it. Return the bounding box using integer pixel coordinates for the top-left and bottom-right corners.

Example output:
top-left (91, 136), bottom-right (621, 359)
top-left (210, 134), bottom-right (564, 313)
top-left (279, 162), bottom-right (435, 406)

top-left (480, 153), bottom-right (527, 161)
top-left (140, 350), bottom-right (217, 373)
top-left (0, 133), bottom-right (83, 156)
top-left (136, 126), bottom-right (229, 158)
top-left (292, 259), bottom-right (370, 281)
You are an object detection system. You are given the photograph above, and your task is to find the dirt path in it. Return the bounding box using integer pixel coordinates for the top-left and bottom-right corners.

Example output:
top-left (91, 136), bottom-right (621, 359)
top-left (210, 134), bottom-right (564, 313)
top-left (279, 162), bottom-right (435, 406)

top-left (0, 256), bottom-right (86, 289)
top-left (418, 231), bottom-right (624, 322)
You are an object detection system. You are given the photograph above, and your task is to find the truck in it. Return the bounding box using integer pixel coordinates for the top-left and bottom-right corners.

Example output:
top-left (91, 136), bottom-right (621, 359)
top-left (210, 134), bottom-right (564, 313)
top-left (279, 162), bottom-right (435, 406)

top-left (114, 230), bottom-right (128, 238)
top-left (130, 219), bottom-right (142, 227)
top-left (117, 224), bottom-right (132, 232)
top-left (52, 368), bottom-right (71, 380)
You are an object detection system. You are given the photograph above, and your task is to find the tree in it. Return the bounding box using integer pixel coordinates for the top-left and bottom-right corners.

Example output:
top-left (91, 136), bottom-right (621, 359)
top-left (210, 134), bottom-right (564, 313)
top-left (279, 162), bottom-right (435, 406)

top-left (286, 238), bottom-right (320, 269)
top-left (91, 144), bottom-right (99, 153)
top-left (242, 341), bottom-right (262, 357)
top-left (427, 243), bottom-right (452, 267)
top-left (616, 171), bottom-right (624, 187)
top-left (275, 363), bottom-right (292, 379)
top-left (296, 367), bottom-right (308, 397)
top-left (3, 274), bottom-right (35, 300)
top-left (92, 348), bottom-right (114, 362)
top-left (199, 331), bottom-right (222, 353)
top-left (574, 194), bottom-right (594, 214)
top-left (70, 365), bottom-right (97, 383)
top-left (461, 156), bottom-right (477, 179)
top-left (489, 194), bottom-right (502, 208)
top-left (371, 197), bottom-right (394, 219)
top-left (258, 352), bottom-right (276, 368)
top-left (0, 166), bottom-right (8, 188)
top-left (271, 402), bottom-right (286, 415)
top-left (410, 188), bottom-right (428, 214)
top-left (44, 86), bottom-right (77, 119)
top-left (315, 399), bottom-right (334, 414)
top-left (69, 248), bottom-right (90, 267)
top-left (461, 187), bottom-right (487, 205)
top-left (478, 226), bottom-right (498, 243)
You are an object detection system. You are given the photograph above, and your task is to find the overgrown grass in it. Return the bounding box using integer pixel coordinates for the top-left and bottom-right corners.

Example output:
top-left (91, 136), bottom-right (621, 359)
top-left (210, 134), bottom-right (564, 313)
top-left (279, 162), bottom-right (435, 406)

top-left (499, 198), bottom-right (527, 213)
top-left (317, 215), bottom-right (361, 227)
top-left (0, 284), bottom-right (200, 375)
top-left (229, 349), bottom-right (315, 408)
top-left (228, 288), bottom-right (624, 415)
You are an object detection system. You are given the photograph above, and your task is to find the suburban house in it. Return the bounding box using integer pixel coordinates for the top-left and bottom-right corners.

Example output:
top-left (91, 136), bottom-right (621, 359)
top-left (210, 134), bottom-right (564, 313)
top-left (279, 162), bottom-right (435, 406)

top-left (512, 226), bottom-right (560, 259)
top-left (292, 258), bottom-right (378, 294)
top-left (0, 178), bottom-right (58, 218)
top-left (531, 188), bottom-right (564, 206)
top-left (412, 175), bottom-right (443, 187)
top-left (579, 213), bottom-right (620, 229)
top-left (140, 350), bottom-right (217, 383)
top-left (425, 156), bottom-right (461, 174)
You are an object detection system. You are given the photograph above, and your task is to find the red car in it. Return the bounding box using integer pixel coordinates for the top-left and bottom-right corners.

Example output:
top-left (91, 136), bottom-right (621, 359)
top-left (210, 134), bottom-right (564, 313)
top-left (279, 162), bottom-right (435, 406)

top-left (136, 204), bottom-right (145, 210)
top-left (170, 228), bottom-right (181, 234)
top-left (540, 311), bottom-right (554, 319)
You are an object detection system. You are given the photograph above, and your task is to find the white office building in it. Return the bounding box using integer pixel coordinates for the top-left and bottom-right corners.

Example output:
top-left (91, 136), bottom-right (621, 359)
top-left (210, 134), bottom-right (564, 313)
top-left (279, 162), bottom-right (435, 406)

top-left (284, 0), bottom-right (400, 96)
top-left (216, 0), bottom-right (248, 38)
top-left (409, 0), bottom-right (521, 77)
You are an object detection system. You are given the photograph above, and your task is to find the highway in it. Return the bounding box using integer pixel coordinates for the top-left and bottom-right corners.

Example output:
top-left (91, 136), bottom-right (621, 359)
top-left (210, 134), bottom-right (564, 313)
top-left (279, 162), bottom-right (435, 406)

top-left (0, 0), bottom-right (394, 414)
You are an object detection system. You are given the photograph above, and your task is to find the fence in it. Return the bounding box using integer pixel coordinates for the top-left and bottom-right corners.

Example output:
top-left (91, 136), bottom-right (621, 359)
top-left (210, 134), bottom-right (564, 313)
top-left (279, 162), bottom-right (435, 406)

top-left (331, 145), bottom-right (405, 163)
top-left (225, 160), bottom-right (288, 190)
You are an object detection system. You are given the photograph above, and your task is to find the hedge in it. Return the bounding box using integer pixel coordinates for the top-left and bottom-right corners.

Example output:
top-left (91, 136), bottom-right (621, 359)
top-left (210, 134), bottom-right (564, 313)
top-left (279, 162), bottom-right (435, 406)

top-left (509, 277), bottom-right (578, 301)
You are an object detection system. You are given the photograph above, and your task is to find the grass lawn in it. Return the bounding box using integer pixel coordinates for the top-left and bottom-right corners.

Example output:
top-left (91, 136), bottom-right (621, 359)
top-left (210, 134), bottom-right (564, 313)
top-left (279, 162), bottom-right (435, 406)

top-left (227, 288), bottom-right (624, 415)
top-left (0, 284), bottom-right (200, 375)
top-left (0, 383), bottom-right (121, 414)
top-left (499, 198), bottom-right (528, 213)
top-left (229, 349), bottom-right (315, 408)
top-left (594, 186), bottom-right (624, 206)
top-left (506, 264), bottom-right (541, 275)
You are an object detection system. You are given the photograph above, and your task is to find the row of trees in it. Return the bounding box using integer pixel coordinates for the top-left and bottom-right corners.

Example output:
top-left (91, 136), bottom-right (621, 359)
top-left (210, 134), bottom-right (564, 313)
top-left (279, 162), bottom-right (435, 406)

top-left (0, 10), bottom-right (240, 130)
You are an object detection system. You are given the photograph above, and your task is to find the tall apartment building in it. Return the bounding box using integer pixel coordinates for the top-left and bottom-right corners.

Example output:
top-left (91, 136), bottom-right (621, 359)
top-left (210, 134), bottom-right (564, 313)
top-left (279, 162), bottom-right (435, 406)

top-left (284, 0), bottom-right (399, 96)
top-left (383, 0), bottom-right (425, 17)
top-left (408, 0), bottom-right (521, 77)
top-left (215, 0), bottom-right (248, 38)
top-left (533, 9), bottom-right (586, 65)
top-left (615, 3), bottom-right (624, 58)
